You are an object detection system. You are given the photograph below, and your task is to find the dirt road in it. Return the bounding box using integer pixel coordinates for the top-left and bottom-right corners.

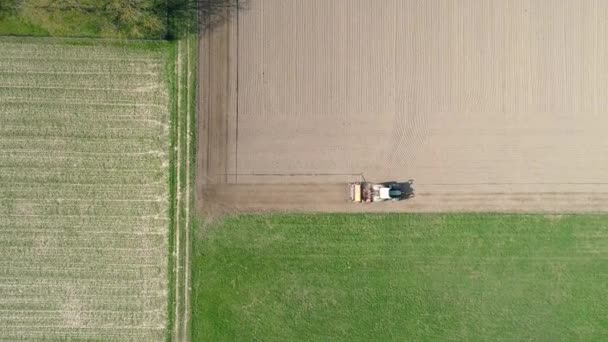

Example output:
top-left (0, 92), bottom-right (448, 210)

top-left (199, 0), bottom-right (608, 213)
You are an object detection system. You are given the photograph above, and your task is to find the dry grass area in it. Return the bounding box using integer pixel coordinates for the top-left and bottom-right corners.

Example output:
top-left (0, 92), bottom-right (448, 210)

top-left (199, 0), bottom-right (608, 212)
top-left (0, 37), bottom-right (170, 340)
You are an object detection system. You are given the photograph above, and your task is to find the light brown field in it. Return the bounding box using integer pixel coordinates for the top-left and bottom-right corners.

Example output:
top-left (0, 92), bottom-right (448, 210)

top-left (198, 0), bottom-right (608, 213)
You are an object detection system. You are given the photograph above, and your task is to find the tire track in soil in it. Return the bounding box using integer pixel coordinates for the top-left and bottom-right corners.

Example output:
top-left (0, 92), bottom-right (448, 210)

top-left (181, 36), bottom-right (193, 342)
top-left (383, 105), bottom-right (430, 178)
top-left (202, 183), bottom-right (608, 214)
top-left (172, 36), bottom-right (196, 342)
top-left (172, 40), bottom-right (183, 342)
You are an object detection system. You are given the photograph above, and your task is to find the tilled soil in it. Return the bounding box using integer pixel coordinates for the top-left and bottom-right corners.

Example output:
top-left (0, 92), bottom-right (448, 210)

top-left (199, 0), bottom-right (608, 214)
top-left (201, 183), bottom-right (608, 214)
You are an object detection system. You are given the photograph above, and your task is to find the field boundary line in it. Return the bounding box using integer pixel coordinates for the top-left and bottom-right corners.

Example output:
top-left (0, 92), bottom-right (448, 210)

top-left (235, 0), bottom-right (240, 182)
top-left (170, 35), bottom-right (196, 342)
top-left (172, 39), bottom-right (183, 342)
top-left (182, 34), bottom-right (194, 341)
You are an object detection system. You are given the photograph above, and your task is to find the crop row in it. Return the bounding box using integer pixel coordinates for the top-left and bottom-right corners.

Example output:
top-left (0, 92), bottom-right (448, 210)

top-left (0, 329), bottom-right (164, 342)
top-left (0, 281), bottom-right (166, 298)
top-left (0, 72), bottom-right (161, 90)
top-left (0, 87), bottom-right (164, 105)
top-left (0, 183), bottom-right (163, 200)
top-left (0, 291), bottom-right (166, 310)
top-left (0, 253), bottom-right (165, 267)
top-left (0, 216), bottom-right (168, 234)
top-left (0, 47), bottom-right (165, 60)
top-left (0, 168), bottom-right (164, 185)
top-left (0, 254), bottom-right (166, 268)
top-left (0, 314), bottom-right (165, 333)
top-left (0, 200), bottom-right (165, 217)
top-left (1, 118), bottom-right (165, 135)
top-left (0, 39), bottom-right (167, 58)
top-left (0, 231), bottom-right (166, 248)
top-left (0, 96), bottom-right (167, 107)
top-left (0, 101), bottom-right (166, 119)
top-left (0, 39), bottom-right (165, 53)
top-left (0, 58), bottom-right (163, 74)
top-left (0, 152), bottom-right (164, 169)
top-left (1, 104), bottom-right (166, 118)
top-left (0, 262), bottom-right (166, 280)
top-left (0, 124), bottom-right (167, 139)
top-left (0, 136), bottom-right (163, 153)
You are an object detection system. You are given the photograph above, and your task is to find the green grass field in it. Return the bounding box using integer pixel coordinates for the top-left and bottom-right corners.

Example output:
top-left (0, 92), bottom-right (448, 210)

top-left (192, 214), bottom-right (608, 341)
top-left (0, 0), bottom-right (166, 38)
top-left (0, 37), bottom-right (173, 340)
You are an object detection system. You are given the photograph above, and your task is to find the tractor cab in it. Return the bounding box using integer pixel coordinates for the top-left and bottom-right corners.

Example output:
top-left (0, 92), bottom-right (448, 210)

top-left (379, 185), bottom-right (404, 200)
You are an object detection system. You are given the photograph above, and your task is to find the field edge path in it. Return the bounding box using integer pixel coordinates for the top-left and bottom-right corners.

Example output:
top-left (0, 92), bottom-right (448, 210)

top-left (171, 35), bottom-right (196, 342)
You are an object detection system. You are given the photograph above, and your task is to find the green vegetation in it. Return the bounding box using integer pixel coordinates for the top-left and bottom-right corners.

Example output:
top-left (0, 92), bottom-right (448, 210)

top-left (0, 0), bottom-right (242, 39)
top-left (0, 15), bottom-right (48, 36)
top-left (0, 37), bottom-right (173, 340)
top-left (167, 34), bottom-right (198, 341)
top-left (192, 214), bottom-right (608, 341)
top-left (0, 0), bottom-right (164, 38)
top-left (0, 1), bottom-right (202, 340)
top-left (0, 1), bottom-right (201, 338)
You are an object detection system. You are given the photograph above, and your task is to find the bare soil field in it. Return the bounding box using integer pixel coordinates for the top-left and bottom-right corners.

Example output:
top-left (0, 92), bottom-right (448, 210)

top-left (199, 0), bottom-right (608, 213)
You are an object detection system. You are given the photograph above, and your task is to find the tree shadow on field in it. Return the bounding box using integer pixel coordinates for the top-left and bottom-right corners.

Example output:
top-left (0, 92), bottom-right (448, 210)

top-left (167, 0), bottom-right (248, 39)
top-left (0, 0), bottom-right (21, 19)
top-left (26, 0), bottom-right (247, 40)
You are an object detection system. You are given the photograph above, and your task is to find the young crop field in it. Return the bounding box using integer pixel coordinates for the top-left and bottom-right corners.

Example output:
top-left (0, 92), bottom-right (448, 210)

top-left (193, 214), bottom-right (608, 340)
top-left (0, 37), bottom-right (172, 340)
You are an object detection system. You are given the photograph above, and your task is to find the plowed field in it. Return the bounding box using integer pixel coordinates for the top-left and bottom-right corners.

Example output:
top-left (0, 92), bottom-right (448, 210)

top-left (199, 0), bottom-right (608, 213)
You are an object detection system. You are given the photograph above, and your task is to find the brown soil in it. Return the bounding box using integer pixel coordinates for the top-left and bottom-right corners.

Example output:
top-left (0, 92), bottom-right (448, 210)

top-left (198, 0), bottom-right (608, 214)
top-left (200, 183), bottom-right (608, 214)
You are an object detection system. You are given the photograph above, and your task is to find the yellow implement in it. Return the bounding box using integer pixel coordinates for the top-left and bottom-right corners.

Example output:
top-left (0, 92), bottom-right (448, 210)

top-left (350, 183), bottom-right (361, 202)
